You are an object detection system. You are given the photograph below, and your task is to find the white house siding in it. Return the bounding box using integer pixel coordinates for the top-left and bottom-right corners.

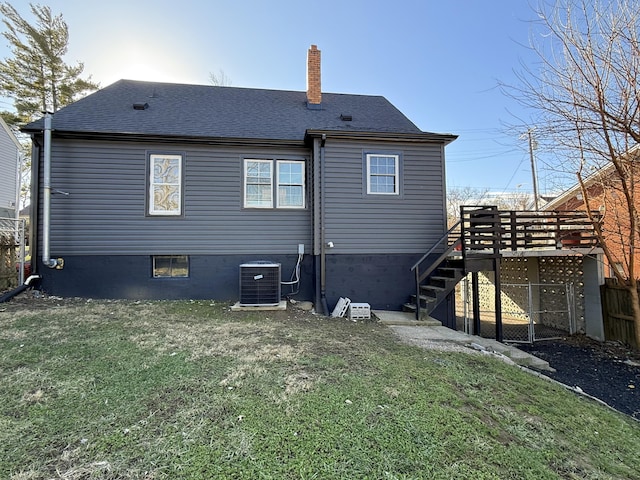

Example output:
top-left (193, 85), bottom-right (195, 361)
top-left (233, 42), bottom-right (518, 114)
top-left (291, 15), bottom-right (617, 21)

top-left (0, 119), bottom-right (19, 217)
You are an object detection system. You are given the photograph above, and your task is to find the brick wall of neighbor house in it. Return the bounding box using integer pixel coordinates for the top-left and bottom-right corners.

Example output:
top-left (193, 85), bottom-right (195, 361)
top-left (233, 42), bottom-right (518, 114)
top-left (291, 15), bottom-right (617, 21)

top-left (554, 178), bottom-right (639, 278)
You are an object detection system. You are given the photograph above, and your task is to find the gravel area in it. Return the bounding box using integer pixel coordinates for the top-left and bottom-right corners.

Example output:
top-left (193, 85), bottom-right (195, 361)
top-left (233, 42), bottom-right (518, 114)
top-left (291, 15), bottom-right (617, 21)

top-left (517, 336), bottom-right (640, 420)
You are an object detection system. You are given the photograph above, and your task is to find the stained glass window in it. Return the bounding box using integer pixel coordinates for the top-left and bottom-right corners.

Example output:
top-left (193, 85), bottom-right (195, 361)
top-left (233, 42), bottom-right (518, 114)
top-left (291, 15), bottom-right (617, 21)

top-left (149, 154), bottom-right (182, 215)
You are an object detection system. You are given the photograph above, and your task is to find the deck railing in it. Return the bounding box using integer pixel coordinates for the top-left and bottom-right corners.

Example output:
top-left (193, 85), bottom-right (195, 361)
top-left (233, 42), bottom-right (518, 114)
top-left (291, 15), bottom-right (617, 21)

top-left (408, 207), bottom-right (602, 321)
top-left (461, 207), bottom-right (602, 253)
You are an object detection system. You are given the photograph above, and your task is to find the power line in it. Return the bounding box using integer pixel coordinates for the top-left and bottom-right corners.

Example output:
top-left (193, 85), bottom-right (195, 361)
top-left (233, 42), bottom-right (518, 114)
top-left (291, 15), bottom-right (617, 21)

top-left (447, 148), bottom-right (520, 162)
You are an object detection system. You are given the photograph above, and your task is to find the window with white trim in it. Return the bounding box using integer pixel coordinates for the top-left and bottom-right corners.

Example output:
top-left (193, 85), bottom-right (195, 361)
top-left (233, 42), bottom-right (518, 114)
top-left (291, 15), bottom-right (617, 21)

top-left (244, 159), bottom-right (305, 208)
top-left (149, 154), bottom-right (182, 215)
top-left (366, 154), bottom-right (399, 195)
top-left (277, 161), bottom-right (305, 207)
top-left (153, 255), bottom-right (189, 277)
top-left (244, 159), bottom-right (273, 208)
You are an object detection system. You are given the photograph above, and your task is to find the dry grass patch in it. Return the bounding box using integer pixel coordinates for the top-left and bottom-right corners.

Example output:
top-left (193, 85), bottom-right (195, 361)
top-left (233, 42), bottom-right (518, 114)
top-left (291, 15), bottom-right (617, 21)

top-left (1, 295), bottom-right (639, 479)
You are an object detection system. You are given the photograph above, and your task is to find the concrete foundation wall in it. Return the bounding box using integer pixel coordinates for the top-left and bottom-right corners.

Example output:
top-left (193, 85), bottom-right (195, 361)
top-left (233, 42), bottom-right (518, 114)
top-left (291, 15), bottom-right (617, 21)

top-left (37, 254), bottom-right (315, 301)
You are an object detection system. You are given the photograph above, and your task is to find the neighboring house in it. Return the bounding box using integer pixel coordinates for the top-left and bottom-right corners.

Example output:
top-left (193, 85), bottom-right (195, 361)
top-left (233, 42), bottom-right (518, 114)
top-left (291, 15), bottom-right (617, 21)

top-left (0, 116), bottom-right (21, 219)
top-left (22, 45), bottom-right (456, 317)
top-left (542, 150), bottom-right (640, 278)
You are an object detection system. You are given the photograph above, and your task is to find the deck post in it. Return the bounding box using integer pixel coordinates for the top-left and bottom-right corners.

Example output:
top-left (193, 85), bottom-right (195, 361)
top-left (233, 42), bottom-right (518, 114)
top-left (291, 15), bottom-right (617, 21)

top-left (494, 258), bottom-right (503, 342)
top-left (472, 271), bottom-right (480, 335)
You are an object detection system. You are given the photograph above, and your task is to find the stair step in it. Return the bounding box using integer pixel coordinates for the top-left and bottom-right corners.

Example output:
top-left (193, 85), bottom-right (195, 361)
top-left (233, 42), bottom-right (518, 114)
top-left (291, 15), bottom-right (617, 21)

top-left (438, 267), bottom-right (464, 274)
top-left (401, 303), bottom-right (440, 322)
top-left (402, 303), bottom-right (416, 312)
top-left (421, 285), bottom-right (447, 293)
top-left (430, 275), bottom-right (457, 282)
top-left (407, 250), bottom-right (466, 317)
top-left (410, 294), bottom-right (436, 305)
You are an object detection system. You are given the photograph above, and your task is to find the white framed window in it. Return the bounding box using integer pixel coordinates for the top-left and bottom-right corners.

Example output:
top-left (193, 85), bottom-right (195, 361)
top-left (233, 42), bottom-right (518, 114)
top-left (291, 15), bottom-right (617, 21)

top-left (153, 255), bottom-right (189, 278)
top-left (277, 161), bottom-right (305, 208)
top-left (244, 159), bottom-right (273, 208)
top-left (366, 154), bottom-right (399, 195)
top-left (149, 154), bottom-right (182, 215)
top-left (244, 159), bottom-right (305, 208)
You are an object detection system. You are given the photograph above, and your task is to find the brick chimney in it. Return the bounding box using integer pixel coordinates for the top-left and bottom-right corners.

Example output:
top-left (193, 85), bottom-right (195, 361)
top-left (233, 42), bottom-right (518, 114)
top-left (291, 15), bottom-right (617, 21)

top-left (306, 45), bottom-right (321, 108)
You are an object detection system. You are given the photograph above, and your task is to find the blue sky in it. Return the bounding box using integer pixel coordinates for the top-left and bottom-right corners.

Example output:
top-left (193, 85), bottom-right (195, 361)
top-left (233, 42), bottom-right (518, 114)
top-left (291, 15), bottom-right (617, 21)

top-left (1, 0), bottom-right (558, 195)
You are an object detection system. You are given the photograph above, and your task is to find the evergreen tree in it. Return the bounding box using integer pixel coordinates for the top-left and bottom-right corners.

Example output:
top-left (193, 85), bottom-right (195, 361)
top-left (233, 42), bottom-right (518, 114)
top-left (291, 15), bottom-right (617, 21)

top-left (0, 2), bottom-right (98, 125)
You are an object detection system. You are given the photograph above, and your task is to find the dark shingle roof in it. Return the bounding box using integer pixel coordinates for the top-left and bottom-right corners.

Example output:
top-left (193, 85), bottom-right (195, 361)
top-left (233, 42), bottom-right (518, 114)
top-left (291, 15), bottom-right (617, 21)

top-left (23, 79), bottom-right (442, 141)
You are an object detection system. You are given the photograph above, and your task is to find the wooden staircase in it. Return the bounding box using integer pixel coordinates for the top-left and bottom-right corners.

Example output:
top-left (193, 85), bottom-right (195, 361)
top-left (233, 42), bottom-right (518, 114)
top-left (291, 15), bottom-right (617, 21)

top-left (404, 206), bottom-right (502, 321)
top-left (403, 205), bottom-right (601, 324)
top-left (403, 257), bottom-right (464, 318)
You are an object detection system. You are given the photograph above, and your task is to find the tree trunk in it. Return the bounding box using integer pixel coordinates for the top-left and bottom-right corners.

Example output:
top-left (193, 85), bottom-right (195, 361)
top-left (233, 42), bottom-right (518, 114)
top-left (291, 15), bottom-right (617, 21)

top-left (628, 278), bottom-right (640, 349)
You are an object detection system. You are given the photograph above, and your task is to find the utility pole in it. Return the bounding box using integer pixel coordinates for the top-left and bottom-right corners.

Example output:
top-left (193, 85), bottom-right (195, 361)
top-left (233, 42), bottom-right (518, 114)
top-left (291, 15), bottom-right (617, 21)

top-left (526, 129), bottom-right (540, 211)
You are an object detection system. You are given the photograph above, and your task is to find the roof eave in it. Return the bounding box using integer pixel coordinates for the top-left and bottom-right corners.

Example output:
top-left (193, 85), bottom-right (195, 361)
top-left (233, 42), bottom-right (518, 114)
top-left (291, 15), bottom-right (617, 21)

top-left (23, 129), bottom-right (307, 148)
top-left (304, 129), bottom-right (458, 145)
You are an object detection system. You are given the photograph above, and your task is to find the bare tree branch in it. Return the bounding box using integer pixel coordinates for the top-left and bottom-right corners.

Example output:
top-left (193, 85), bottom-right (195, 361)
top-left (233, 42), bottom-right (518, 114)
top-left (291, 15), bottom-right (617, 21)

top-left (502, 0), bottom-right (640, 347)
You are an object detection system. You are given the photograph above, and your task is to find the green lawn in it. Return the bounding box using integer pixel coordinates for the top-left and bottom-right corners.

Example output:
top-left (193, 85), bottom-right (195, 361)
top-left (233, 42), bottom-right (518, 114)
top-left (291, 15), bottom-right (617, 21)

top-left (0, 298), bottom-right (638, 479)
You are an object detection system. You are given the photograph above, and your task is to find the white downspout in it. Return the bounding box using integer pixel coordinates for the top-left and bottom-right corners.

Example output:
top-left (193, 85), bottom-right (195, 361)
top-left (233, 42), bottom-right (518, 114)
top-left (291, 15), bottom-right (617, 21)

top-left (42, 112), bottom-right (57, 268)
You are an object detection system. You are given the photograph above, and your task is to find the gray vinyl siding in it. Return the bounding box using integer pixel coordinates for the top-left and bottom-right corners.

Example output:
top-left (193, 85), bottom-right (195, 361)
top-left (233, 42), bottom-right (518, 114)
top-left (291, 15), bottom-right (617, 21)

top-left (0, 124), bottom-right (18, 216)
top-left (323, 139), bottom-right (446, 254)
top-left (45, 139), bottom-right (311, 255)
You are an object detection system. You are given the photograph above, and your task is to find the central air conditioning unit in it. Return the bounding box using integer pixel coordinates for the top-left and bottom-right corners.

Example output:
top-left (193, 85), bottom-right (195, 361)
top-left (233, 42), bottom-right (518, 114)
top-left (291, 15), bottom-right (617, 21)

top-left (239, 261), bottom-right (281, 306)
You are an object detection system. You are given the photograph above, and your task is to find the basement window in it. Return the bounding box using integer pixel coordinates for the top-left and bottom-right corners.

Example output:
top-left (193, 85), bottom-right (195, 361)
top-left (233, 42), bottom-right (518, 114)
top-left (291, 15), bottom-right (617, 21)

top-left (153, 255), bottom-right (189, 278)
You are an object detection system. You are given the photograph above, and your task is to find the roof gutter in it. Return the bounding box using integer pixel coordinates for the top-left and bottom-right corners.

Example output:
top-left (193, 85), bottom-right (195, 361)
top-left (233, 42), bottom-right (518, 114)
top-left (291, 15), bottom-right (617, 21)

top-left (19, 128), bottom-right (309, 149)
top-left (305, 129), bottom-right (458, 145)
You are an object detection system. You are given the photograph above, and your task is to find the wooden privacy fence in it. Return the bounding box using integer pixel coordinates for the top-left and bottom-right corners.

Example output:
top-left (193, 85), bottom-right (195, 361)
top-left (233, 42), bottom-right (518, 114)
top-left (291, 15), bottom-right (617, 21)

top-left (0, 217), bottom-right (26, 292)
top-left (0, 233), bottom-right (18, 291)
top-left (600, 278), bottom-right (638, 349)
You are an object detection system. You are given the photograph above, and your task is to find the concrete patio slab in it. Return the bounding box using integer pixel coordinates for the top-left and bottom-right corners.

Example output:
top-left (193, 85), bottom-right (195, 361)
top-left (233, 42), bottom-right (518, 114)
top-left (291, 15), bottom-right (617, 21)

top-left (373, 310), bottom-right (554, 371)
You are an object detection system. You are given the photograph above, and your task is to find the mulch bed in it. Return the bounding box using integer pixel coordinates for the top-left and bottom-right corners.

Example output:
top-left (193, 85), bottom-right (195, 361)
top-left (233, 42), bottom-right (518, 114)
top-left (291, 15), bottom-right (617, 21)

top-left (518, 335), bottom-right (640, 420)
